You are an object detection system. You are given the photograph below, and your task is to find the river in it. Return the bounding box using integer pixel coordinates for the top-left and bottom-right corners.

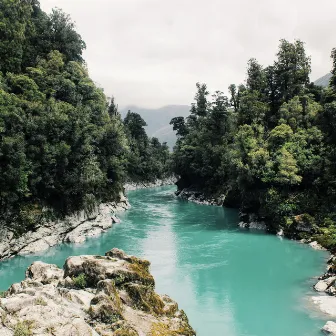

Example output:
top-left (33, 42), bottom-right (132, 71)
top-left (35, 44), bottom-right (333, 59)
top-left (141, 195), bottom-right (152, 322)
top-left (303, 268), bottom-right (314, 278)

top-left (0, 186), bottom-right (330, 335)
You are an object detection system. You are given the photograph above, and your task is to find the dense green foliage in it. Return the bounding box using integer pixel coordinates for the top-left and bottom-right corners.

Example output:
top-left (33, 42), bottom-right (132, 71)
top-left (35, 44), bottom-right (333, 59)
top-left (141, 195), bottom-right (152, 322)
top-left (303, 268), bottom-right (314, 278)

top-left (0, 0), bottom-right (169, 233)
top-left (171, 40), bottom-right (336, 250)
top-left (123, 111), bottom-right (170, 182)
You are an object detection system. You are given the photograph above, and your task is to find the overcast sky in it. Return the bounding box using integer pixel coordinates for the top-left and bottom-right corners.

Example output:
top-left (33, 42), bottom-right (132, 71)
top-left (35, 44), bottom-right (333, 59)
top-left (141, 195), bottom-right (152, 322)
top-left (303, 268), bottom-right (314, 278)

top-left (40, 0), bottom-right (336, 108)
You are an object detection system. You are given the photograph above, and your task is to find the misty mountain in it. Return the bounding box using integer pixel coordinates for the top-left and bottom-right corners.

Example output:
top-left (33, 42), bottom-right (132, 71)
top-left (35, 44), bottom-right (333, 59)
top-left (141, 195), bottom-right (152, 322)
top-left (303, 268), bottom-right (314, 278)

top-left (120, 105), bottom-right (190, 148)
top-left (314, 73), bottom-right (332, 87)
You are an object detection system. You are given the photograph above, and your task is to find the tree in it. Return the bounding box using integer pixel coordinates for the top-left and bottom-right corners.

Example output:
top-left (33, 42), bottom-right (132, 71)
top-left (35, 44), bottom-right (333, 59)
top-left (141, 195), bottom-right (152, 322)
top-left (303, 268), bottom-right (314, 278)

top-left (48, 8), bottom-right (86, 63)
top-left (171, 39), bottom-right (334, 241)
top-left (274, 39), bottom-right (311, 103)
top-left (191, 83), bottom-right (210, 118)
top-left (273, 148), bottom-right (302, 185)
top-left (0, 0), bottom-right (32, 73)
top-left (108, 96), bottom-right (119, 118)
top-left (246, 58), bottom-right (266, 93)
top-left (170, 117), bottom-right (188, 137)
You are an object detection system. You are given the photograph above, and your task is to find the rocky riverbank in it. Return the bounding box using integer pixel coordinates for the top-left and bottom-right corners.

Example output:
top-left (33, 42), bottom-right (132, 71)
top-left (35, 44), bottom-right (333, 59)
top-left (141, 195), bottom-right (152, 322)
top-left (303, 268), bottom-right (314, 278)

top-left (176, 187), bottom-right (336, 334)
top-left (175, 188), bottom-right (225, 206)
top-left (0, 193), bottom-right (131, 261)
top-left (124, 177), bottom-right (177, 192)
top-left (0, 248), bottom-right (195, 336)
top-left (311, 253), bottom-right (336, 335)
top-left (0, 178), bottom-right (177, 262)
top-left (175, 188), bottom-right (267, 229)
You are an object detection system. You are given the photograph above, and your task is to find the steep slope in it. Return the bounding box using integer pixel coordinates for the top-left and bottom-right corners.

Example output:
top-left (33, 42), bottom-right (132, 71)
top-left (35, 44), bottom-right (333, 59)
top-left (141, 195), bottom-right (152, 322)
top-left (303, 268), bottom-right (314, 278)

top-left (120, 105), bottom-right (190, 148)
top-left (314, 73), bottom-right (332, 87)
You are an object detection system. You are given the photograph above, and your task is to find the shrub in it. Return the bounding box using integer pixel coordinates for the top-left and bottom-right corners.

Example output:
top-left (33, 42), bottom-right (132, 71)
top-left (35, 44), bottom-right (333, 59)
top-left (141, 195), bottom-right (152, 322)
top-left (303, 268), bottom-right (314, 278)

top-left (34, 297), bottom-right (47, 306)
top-left (14, 321), bottom-right (33, 336)
top-left (72, 273), bottom-right (87, 289)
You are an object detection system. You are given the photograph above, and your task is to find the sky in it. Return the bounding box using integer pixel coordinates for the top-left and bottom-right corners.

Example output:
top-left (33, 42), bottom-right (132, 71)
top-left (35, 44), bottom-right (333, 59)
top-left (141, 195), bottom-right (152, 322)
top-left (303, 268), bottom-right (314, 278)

top-left (40, 0), bottom-right (336, 108)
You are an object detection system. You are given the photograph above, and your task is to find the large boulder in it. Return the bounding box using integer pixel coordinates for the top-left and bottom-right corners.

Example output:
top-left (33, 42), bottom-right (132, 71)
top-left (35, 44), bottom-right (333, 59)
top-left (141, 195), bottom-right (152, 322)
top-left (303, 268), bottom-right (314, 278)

top-left (0, 249), bottom-right (195, 336)
top-left (323, 321), bottom-right (336, 335)
top-left (25, 261), bottom-right (64, 284)
top-left (314, 277), bottom-right (336, 292)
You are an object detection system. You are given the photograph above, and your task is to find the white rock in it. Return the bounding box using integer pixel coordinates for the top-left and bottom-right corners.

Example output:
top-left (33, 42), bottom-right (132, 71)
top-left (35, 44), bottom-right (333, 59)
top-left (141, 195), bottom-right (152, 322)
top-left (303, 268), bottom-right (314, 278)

top-left (25, 261), bottom-right (64, 284)
top-left (322, 321), bottom-right (336, 335)
top-left (315, 280), bottom-right (329, 292)
top-left (111, 215), bottom-right (121, 223)
top-left (124, 177), bottom-right (176, 191)
top-left (315, 277), bottom-right (336, 293)
top-left (309, 241), bottom-right (326, 250)
top-left (312, 296), bottom-right (336, 317)
top-left (0, 195), bottom-right (131, 261)
top-left (277, 229), bottom-right (284, 236)
top-left (249, 221), bottom-right (267, 230)
top-left (327, 286), bottom-right (336, 296)
top-left (18, 239), bottom-right (50, 256)
top-left (0, 326), bottom-right (13, 336)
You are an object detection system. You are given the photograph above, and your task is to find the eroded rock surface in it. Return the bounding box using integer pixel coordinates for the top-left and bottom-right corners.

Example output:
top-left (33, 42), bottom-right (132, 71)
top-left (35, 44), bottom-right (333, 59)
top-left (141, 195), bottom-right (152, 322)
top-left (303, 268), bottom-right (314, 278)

top-left (124, 177), bottom-right (176, 192)
top-left (312, 253), bottom-right (336, 318)
top-left (0, 196), bottom-right (130, 261)
top-left (322, 321), bottom-right (336, 335)
top-left (0, 249), bottom-right (195, 336)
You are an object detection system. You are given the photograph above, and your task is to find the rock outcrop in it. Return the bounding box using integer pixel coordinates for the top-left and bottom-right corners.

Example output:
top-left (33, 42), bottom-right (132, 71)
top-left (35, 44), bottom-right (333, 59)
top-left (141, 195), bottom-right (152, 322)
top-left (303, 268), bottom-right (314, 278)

top-left (175, 188), bottom-right (225, 206)
top-left (238, 213), bottom-right (267, 231)
top-left (0, 249), bottom-right (195, 336)
top-left (124, 177), bottom-right (177, 192)
top-left (0, 196), bottom-right (130, 261)
top-left (312, 254), bottom-right (336, 319)
top-left (322, 321), bottom-right (336, 335)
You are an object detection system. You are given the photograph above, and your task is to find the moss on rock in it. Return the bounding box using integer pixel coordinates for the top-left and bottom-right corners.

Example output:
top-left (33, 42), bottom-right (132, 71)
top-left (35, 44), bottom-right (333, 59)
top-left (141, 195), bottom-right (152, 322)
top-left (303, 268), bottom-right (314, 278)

top-left (125, 283), bottom-right (165, 315)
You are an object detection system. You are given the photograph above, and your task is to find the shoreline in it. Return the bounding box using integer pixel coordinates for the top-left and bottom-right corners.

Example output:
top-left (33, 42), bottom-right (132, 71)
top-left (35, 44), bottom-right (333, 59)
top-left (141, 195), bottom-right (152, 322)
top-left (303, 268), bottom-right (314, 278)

top-left (0, 195), bottom-right (131, 262)
top-left (1, 184), bottom-right (334, 333)
top-left (0, 248), bottom-right (195, 335)
top-left (176, 187), bottom-right (336, 334)
top-left (0, 178), bottom-right (177, 262)
top-left (124, 176), bottom-right (176, 192)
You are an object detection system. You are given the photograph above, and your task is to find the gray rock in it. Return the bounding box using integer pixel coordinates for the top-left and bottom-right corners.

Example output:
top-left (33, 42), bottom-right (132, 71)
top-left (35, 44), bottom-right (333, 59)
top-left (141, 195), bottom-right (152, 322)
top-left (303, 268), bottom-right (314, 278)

top-left (322, 321), bottom-right (336, 335)
top-left (277, 229), bottom-right (284, 236)
top-left (326, 286), bottom-right (336, 296)
top-left (124, 176), bottom-right (176, 191)
top-left (309, 241), bottom-right (326, 250)
top-left (312, 296), bottom-right (336, 317)
top-left (0, 249), bottom-right (195, 336)
top-left (0, 196), bottom-right (130, 261)
top-left (315, 280), bottom-right (330, 292)
top-left (26, 261), bottom-right (64, 284)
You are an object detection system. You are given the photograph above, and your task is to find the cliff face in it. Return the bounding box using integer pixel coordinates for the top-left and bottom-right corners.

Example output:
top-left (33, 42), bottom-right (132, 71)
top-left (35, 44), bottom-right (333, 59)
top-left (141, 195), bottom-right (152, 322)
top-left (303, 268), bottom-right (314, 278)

top-left (0, 249), bottom-right (195, 336)
top-left (0, 195), bottom-right (131, 261)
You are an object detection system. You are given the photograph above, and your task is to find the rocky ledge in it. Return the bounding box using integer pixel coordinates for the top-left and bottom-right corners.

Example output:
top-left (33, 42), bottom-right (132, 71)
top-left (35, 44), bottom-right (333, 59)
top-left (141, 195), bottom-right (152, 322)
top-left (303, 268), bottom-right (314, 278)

top-left (175, 188), bottom-right (225, 206)
top-left (0, 248), bottom-right (195, 336)
top-left (124, 177), bottom-right (177, 192)
top-left (176, 189), bottom-right (267, 230)
top-left (0, 194), bottom-right (131, 261)
top-left (311, 254), bottom-right (336, 335)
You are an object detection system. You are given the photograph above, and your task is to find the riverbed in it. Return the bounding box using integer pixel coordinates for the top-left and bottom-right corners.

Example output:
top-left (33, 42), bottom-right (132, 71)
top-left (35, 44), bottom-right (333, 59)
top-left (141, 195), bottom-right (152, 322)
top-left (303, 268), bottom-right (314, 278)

top-left (0, 186), bottom-right (330, 335)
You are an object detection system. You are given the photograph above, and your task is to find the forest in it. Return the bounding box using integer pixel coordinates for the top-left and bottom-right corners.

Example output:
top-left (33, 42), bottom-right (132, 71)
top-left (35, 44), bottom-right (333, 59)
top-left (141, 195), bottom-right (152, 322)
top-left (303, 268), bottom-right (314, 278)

top-left (171, 40), bottom-right (336, 250)
top-left (0, 0), bottom-right (170, 233)
top-left (2, 0), bottom-right (336, 253)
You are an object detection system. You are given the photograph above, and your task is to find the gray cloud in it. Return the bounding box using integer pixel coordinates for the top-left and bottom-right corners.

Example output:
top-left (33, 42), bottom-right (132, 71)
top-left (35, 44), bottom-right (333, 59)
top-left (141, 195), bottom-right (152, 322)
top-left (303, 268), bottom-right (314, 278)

top-left (41, 0), bottom-right (336, 108)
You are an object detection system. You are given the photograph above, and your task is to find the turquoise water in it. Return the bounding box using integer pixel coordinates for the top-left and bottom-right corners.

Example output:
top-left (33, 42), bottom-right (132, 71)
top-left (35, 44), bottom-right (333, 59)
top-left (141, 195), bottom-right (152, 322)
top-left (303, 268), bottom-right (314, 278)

top-left (0, 186), bottom-right (330, 335)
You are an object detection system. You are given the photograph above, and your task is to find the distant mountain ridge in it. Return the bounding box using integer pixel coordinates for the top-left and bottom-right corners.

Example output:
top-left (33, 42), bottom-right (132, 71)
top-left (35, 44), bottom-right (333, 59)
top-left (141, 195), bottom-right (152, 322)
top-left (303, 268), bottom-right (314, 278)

top-left (314, 73), bottom-right (332, 87)
top-left (120, 104), bottom-right (190, 148)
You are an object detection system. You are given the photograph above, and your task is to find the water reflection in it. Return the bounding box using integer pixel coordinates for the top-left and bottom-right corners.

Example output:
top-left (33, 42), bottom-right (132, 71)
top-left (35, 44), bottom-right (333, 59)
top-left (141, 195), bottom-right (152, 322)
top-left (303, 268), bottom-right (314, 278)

top-left (0, 186), bottom-right (330, 336)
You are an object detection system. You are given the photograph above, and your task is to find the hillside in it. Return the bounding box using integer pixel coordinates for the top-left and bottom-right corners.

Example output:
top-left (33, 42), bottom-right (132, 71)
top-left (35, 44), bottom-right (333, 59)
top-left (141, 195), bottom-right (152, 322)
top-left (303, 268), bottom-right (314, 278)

top-left (120, 105), bottom-right (190, 148)
top-left (314, 73), bottom-right (332, 87)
